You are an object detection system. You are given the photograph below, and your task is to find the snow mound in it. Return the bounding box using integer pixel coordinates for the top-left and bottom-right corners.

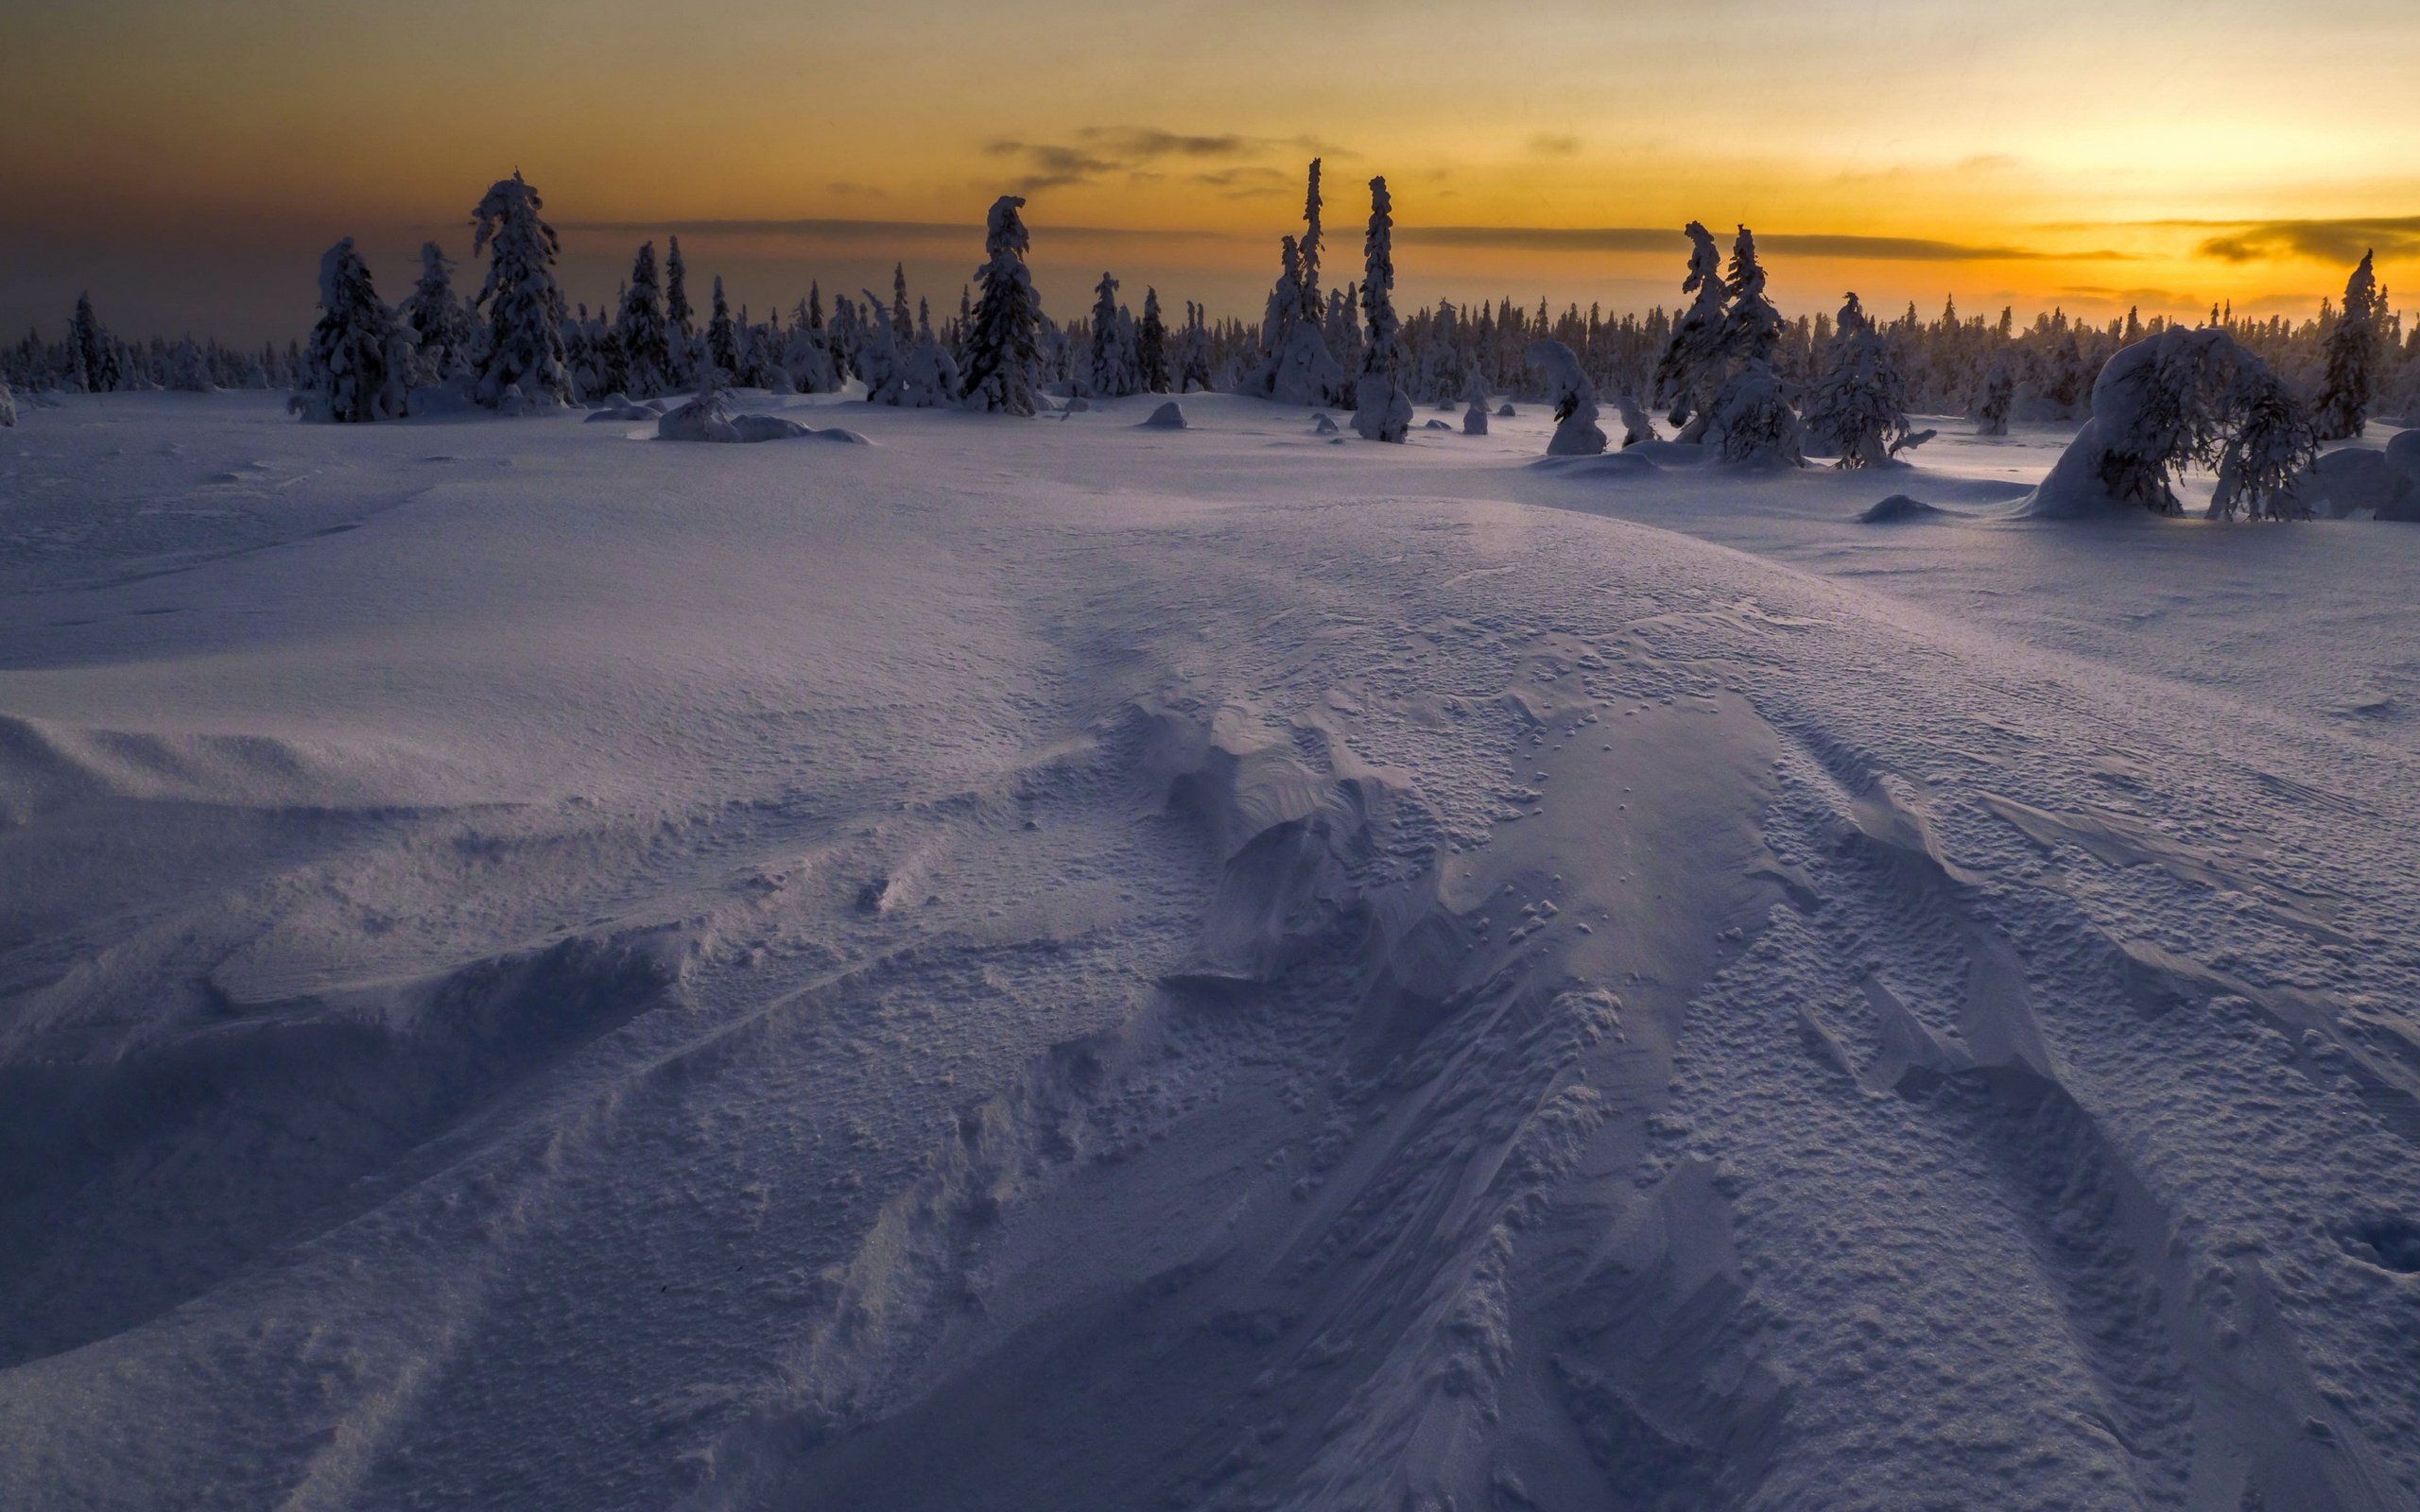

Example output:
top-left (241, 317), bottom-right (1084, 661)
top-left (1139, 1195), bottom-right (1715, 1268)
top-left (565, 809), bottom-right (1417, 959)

top-left (1530, 452), bottom-right (1659, 479)
top-left (1311, 412), bottom-right (1340, 435)
top-left (657, 390), bottom-right (822, 444)
top-left (1858, 493), bottom-right (1955, 524)
top-left (2294, 448), bottom-right (2410, 518)
top-left (731, 414), bottom-right (811, 443)
top-left (1139, 401), bottom-right (1187, 431)
top-left (1495, 403), bottom-right (1516, 418)
top-left (1423, 418), bottom-right (1453, 432)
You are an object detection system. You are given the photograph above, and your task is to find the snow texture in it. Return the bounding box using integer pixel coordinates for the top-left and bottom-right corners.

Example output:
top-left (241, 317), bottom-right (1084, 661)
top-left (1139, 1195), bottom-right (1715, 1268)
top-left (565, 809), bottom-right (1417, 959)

top-left (3, 388), bottom-right (2419, 1512)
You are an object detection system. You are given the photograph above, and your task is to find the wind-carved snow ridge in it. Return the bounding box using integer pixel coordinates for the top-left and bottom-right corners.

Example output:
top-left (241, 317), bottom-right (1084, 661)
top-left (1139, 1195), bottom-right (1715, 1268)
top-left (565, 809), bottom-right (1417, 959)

top-left (684, 671), bottom-right (1808, 1511)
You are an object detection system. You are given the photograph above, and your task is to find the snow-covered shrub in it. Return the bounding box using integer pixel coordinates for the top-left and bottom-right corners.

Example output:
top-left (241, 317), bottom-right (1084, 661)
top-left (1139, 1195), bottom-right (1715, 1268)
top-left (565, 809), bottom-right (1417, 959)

top-left (166, 338), bottom-right (215, 393)
top-left (470, 172), bottom-right (572, 408)
top-left (872, 335), bottom-right (960, 408)
top-left (960, 195), bottom-right (1045, 416)
top-left (299, 237), bottom-right (414, 423)
top-left (1461, 365), bottom-right (1489, 436)
top-left (1802, 293), bottom-right (1910, 468)
top-left (1528, 339), bottom-right (1605, 455)
top-left (1704, 360), bottom-right (1805, 467)
top-left (1975, 362), bottom-right (2014, 436)
top-left (2028, 327), bottom-right (2318, 519)
top-left (1354, 176), bottom-right (1409, 442)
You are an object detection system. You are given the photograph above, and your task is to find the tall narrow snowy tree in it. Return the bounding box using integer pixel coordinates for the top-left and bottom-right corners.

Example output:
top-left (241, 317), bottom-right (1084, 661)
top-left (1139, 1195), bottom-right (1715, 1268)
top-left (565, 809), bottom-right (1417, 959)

top-left (1137, 287), bottom-right (1170, 394)
top-left (398, 242), bottom-right (473, 386)
top-left (1299, 159), bottom-right (1325, 325)
top-left (68, 293), bottom-right (110, 393)
top-left (706, 275), bottom-right (739, 384)
top-left (1087, 271), bottom-right (1131, 398)
top-left (665, 234), bottom-right (696, 380)
top-left (2315, 249), bottom-right (2382, 440)
top-left (470, 171), bottom-right (572, 407)
top-left (301, 237), bottom-right (414, 423)
top-left (1653, 223), bottom-right (1728, 433)
top-left (890, 265), bottom-right (914, 351)
top-left (1719, 226), bottom-right (1786, 368)
top-left (1354, 176), bottom-right (1411, 442)
top-left (617, 242), bottom-right (672, 397)
top-left (959, 195), bottom-right (1045, 416)
top-left (1178, 301), bottom-right (1214, 393)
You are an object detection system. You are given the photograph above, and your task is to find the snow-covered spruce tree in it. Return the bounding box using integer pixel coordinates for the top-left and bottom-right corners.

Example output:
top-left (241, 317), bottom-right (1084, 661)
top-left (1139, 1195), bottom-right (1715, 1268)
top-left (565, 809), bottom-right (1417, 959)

top-left (959, 195), bottom-right (1045, 416)
top-left (0, 374), bottom-right (16, 428)
top-left (706, 275), bottom-right (738, 385)
top-left (167, 338), bottom-right (215, 392)
top-left (399, 243), bottom-right (474, 387)
top-left (1259, 236), bottom-right (1345, 406)
top-left (1087, 271), bottom-right (1139, 398)
top-left (890, 264), bottom-right (914, 352)
top-left (2315, 249), bottom-right (2382, 440)
top-left (1719, 226), bottom-right (1786, 369)
top-left (1178, 301), bottom-right (1214, 393)
top-left (1461, 363), bottom-right (1490, 435)
top-left (1802, 293), bottom-right (1910, 468)
top-left (470, 172), bottom-right (573, 407)
top-left (872, 330), bottom-right (960, 409)
top-left (1527, 339), bottom-right (1606, 455)
top-left (665, 234), bottom-right (696, 382)
top-left (2029, 327), bottom-right (2318, 520)
top-left (617, 243), bottom-right (673, 397)
top-left (301, 237), bottom-right (414, 423)
top-left (1353, 176), bottom-right (1412, 443)
top-left (1137, 287), bottom-right (1170, 394)
top-left (68, 293), bottom-right (110, 393)
top-left (1975, 361), bottom-right (2014, 436)
top-left (1652, 222), bottom-right (1728, 434)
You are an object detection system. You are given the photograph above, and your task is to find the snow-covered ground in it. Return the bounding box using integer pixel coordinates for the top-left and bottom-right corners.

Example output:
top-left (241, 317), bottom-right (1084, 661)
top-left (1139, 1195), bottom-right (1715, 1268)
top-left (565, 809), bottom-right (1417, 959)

top-left (3, 390), bottom-right (2417, 1512)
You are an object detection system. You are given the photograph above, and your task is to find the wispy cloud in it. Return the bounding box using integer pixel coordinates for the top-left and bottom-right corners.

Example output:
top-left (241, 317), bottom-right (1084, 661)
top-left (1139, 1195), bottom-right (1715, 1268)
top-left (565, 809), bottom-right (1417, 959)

top-left (560, 216), bottom-right (1245, 246)
top-left (1396, 226), bottom-right (2127, 262)
top-left (975, 126), bottom-right (1336, 193)
top-left (2187, 216), bottom-right (2420, 265)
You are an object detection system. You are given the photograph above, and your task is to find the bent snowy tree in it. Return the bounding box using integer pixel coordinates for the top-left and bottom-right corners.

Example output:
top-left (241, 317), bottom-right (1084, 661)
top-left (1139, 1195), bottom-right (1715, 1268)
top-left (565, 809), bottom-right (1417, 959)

top-left (2028, 328), bottom-right (2319, 521)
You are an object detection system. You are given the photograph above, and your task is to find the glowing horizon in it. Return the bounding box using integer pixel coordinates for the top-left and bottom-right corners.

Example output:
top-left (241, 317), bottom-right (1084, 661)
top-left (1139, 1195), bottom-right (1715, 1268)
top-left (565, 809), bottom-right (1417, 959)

top-left (7, 0), bottom-right (2416, 343)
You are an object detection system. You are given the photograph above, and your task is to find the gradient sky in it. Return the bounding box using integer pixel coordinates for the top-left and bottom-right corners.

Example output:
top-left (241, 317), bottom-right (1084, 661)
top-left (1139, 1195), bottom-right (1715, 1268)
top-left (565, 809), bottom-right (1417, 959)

top-left (7, 0), bottom-right (2419, 344)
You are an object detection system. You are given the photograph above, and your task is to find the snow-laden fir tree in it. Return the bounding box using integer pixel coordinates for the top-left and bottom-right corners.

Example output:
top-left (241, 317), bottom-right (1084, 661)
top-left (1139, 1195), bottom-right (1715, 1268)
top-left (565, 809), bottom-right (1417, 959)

top-left (1719, 226), bottom-right (1786, 368)
top-left (665, 234), bottom-right (695, 380)
top-left (706, 275), bottom-right (739, 385)
top-left (1178, 301), bottom-right (1214, 393)
top-left (2315, 249), bottom-right (2382, 440)
top-left (1137, 288), bottom-right (1170, 394)
top-left (1653, 224), bottom-right (1728, 436)
top-left (167, 337), bottom-right (214, 392)
top-left (399, 243), bottom-right (474, 387)
top-left (872, 331), bottom-right (961, 408)
top-left (470, 172), bottom-right (573, 407)
top-left (959, 195), bottom-right (1045, 416)
top-left (1354, 176), bottom-right (1412, 443)
top-left (1256, 229), bottom-right (1345, 406)
top-left (1298, 159), bottom-right (1325, 326)
top-left (68, 293), bottom-right (111, 393)
top-left (1802, 293), bottom-right (1910, 468)
top-left (617, 243), bottom-right (673, 397)
top-left (1461, 363), bottom-right (1490, 435)
top-left (890, 265), bottom-right (914, 352)
top-left (0, 374), bottom-right (16, 428)
top-left (300, 237), bottom-right (415, 423)
top-left (1086, 271), bottom-right (1141, 398)
top-left (1975, 361), bottom-right (2014, 436)
top-left (2029, 326), bottom-right (2317, 520)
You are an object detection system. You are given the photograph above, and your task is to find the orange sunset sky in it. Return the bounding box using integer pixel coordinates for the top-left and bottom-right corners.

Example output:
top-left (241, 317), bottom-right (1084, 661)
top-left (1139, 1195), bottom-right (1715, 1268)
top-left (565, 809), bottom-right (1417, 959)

top-left (6, 0), bottom-right (2418, 343)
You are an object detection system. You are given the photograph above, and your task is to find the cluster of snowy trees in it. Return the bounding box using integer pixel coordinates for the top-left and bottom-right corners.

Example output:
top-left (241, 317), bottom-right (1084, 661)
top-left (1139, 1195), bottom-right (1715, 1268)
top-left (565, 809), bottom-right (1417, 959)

top-left (11, 161), bottom-right (2418, 466)
top-left (3, 292), bottom-right (303, 400)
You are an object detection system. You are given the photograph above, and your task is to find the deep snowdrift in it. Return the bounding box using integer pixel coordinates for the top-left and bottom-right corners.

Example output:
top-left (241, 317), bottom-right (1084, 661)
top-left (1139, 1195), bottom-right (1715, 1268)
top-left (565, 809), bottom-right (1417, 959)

top-left (3, 392), bottom-right (2418, 1512)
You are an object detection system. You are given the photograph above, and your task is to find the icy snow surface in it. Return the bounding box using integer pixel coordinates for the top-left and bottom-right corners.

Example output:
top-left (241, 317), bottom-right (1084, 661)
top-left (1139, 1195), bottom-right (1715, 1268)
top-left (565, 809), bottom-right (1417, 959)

top-left (4, 391), bottom-right (2419, 1511)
